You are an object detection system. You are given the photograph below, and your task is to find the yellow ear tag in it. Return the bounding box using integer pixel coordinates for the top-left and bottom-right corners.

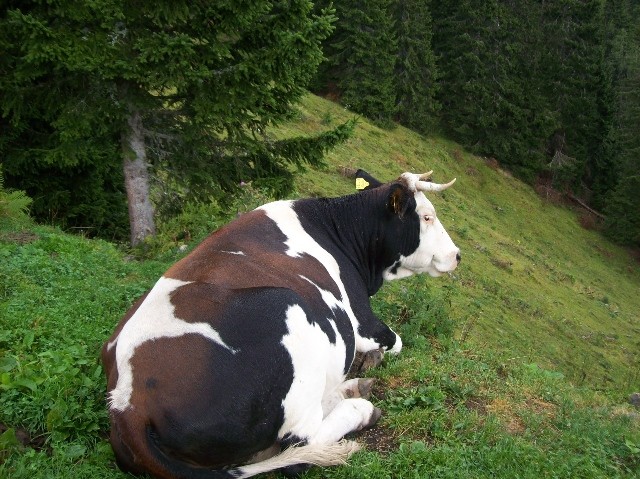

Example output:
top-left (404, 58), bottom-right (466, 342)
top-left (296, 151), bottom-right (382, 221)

top-left (355, 177), bottom-right (370, 190)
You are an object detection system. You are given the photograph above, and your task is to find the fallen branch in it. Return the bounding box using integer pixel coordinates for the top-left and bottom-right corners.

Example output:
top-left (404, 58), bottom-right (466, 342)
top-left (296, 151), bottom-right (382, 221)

top-left (566, 193), bottom-right (606, 220)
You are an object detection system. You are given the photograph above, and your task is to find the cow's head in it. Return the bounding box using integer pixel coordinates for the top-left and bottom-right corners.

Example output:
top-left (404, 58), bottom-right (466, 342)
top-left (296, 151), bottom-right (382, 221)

top-left (356, 169), bottom-right (461, 280)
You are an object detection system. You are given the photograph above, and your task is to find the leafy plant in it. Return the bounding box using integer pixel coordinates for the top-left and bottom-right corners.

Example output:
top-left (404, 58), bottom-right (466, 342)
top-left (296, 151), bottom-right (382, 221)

top-left (0, 166), bottom-right (32, 228)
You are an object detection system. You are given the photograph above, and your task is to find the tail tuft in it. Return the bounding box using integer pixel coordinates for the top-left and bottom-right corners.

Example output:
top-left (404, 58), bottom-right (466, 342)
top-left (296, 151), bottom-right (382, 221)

top-left (237, 440), bottom-right (361, 478)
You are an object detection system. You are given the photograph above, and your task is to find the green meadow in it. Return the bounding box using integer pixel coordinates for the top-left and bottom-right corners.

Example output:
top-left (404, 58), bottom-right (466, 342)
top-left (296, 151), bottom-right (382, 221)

top-left (1, 94), bottom-right (638, 478)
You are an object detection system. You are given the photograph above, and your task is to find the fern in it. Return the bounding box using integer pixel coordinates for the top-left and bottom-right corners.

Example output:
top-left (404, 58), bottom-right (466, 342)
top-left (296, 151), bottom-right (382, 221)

top-left (0, 165), bottom-right (33, 227)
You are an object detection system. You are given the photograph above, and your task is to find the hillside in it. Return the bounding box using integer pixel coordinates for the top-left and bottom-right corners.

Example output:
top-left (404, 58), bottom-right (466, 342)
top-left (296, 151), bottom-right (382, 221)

top-left (281, 94), bottom-right (640, 395)
top-left (1, 93), bottom-right (639, 477)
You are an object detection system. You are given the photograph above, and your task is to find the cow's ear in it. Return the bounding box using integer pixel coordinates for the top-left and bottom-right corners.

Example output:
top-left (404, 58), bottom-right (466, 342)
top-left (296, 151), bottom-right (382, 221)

top-left (355, 169), bottom-right (383, 191)
top-left (387, 184), bottom-right (412, 217)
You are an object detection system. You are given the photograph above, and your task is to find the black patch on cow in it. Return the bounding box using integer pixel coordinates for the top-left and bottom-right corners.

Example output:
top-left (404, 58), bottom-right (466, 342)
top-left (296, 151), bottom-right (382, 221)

top-left (145, 377), bottom-right (157, 389)
top-left (133, 287), bottom-right (302, 468)
top-left (292, 183), bottom-right (420, 296)
top-left (291, 182), bottom-right (419, 357)
top-left (389, 260), bottom-right (401, 275)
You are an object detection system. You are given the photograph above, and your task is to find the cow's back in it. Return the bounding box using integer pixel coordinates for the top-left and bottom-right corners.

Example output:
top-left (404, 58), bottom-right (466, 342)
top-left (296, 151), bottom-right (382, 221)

top-left (103, 204), bottom-right (359, 471)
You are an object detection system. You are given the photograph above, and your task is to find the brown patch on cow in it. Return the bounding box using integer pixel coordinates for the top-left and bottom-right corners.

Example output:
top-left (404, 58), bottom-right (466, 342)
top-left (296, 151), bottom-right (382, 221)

top-left (129, 335), bottom-right (213, 414)
top-left (165, 210), bottom-right (287, 282)
top-left (163, 208), bottom-right (344, 315)
top-left (170, 282), bottom-right (232, 326)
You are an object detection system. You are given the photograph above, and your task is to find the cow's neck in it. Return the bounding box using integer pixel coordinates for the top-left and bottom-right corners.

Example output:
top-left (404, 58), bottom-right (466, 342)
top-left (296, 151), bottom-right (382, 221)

top-left (293, 190), bottom-right (393, 296)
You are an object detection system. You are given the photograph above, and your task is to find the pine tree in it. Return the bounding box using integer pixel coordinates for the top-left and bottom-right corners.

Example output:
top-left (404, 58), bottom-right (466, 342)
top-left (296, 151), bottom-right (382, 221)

top-left (0, 1), bottom-right (350, 245)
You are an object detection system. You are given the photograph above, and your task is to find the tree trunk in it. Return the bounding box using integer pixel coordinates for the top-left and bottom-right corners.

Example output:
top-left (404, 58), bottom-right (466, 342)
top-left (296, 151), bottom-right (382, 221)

top-left (122, 109), bottom-right (156, 247)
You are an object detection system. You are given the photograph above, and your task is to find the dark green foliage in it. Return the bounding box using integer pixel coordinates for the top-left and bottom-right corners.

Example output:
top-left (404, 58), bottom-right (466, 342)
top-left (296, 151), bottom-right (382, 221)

top-left (334, 0), bottom-right (398, 126)
top-left (539, 0), bottom-right (616, 204)
top-left (312, 0), bottom-right (398, 126)
top-left (603, 1), bottom-right (640, 246)
top-left (604, 175), bottom-right (640, 245)
top-left (313, 1), bottom-right (636, 237)
top-left (0, 1), bottom-right (348, 241)
top-left (0, 166), bottom-right (32, 229)
top-left (431, 0), bottom-right (556, 180)
top-left (394, 0), bottom-right (440, 134)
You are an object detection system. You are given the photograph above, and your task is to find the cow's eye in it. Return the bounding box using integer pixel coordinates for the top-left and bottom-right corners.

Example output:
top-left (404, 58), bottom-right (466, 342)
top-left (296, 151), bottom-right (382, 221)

top-left (423, 215), bottom-right (432, 222)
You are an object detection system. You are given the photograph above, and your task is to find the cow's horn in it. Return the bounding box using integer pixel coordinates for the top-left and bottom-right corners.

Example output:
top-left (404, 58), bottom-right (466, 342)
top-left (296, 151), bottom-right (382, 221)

top-left (419, 171), bottom-right (434, 181)
top-left (417, 177), bottom-right (457, 192)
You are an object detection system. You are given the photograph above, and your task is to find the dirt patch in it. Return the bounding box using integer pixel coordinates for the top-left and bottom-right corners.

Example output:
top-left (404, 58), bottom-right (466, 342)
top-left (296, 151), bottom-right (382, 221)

top-left (486, 398), bottom-right (526, 435)
top-left (350, 423), bottom-right (399, 456)
top-left (0, 422), bottom-right (48, 452)
top-left (465, 166), bottom-right (480, 177)
top-left (0, 231), bottom-right (39, 245)
top-left (464, 397), bottom-right (489, 415)
top-left (527, 398), bottom-right (558, 418)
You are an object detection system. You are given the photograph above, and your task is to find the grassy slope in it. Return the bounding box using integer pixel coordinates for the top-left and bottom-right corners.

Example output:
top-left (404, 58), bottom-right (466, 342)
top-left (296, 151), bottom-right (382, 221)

top-left (0, 94), bottom-right (639, 477)
top-left (282, 94), bottom-right (640, 394)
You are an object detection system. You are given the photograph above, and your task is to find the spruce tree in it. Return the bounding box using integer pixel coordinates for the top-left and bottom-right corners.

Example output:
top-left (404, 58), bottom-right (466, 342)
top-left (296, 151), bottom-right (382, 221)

top-left (394, 0), bottom-right (440, 134)
top-left (334, 0), bottom-right (398, 126)
top-left (604, 1), bottom-right (640, 246)
top-left (539, 0), bottom-right (615, 201)
top-left (0, 1), bottom-right (350, 245)
top-left (430, 1), bottom-right (535, 170)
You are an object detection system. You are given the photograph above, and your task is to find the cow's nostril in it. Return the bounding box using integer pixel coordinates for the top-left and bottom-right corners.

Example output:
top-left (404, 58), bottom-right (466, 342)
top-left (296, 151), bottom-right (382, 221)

top-left (456, 252), bottom-right (461, 263)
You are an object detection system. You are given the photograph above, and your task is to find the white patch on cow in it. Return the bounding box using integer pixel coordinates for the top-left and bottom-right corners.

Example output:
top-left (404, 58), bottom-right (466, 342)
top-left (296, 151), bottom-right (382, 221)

top-left (389, 333), bottom-right (402, 354)
top-left (384, 192), bottom-right (459, 279)
top-left (299, 275), bottom-right (343, 312)
top-left (221, 250), bottom-right (245, 255)
top-left (259, 201), bottom-right (381, 353)
top-left (106, 335), bottom-right (118, 351)
top-left (108, 276), bottom-right (237, 412)
top-left (278, 304), bottom-right (347, 440)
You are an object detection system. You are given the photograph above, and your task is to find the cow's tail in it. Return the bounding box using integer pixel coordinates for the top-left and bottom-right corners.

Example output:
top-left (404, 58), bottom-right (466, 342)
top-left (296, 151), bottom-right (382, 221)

top-left (233, 440), bottom-right (361, 478)
top-left (111, 408), bottom-right (360, 479)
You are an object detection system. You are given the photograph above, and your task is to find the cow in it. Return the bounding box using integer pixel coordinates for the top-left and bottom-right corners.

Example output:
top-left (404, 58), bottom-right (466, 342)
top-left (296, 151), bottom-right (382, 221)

top-left (102, 170), bottom-right (460, 479)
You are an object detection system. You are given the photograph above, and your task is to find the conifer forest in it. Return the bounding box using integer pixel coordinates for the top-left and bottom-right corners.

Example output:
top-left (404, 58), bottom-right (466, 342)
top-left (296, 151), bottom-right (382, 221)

top-left (1, 0), bottom-right (639, 247)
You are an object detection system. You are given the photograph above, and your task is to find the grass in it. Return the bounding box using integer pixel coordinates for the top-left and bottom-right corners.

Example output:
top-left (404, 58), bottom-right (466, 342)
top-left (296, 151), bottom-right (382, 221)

top-left (1, 93), bottom-right (639, 477)
top-left (281, 94), bottom-right (640, 394)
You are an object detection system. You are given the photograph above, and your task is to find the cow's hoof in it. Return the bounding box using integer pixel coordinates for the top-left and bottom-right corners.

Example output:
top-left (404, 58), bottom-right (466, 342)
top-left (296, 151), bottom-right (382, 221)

top-left (363, 407), bottom-right (382, 429)
top-left (357, 378), bottom-right (376, 399)
top-left (360, 349), bottom-right (383, 372)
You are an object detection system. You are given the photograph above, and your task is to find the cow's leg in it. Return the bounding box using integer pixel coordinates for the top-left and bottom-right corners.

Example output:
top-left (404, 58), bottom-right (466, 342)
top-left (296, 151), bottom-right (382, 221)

top-left (310, 398), bottom-right (381, 445)
top-left (321, 378), bottom-right (376, 415)
top-left (337, 378), bottom-right (376, 399)
top-left (280, 396), bottom-right (378, 478)
top-left (349, 349), bottom-right (384, 376)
